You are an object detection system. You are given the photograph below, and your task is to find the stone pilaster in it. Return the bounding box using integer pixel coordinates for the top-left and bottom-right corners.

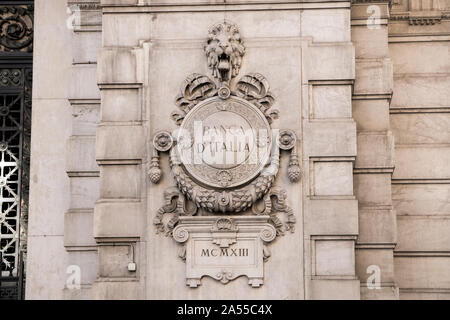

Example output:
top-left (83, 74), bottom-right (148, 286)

top-left (351, 0), bottom-right (398, 299)
top-left (301, 4), bottom-right (360, 299)
top-left (92, 1), bottom-right (146, 299)
top-left (63, 0), bottom-right (102, 300)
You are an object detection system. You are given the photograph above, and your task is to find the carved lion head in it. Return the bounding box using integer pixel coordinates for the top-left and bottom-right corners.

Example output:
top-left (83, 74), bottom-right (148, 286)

top-left (204, 21), bottom-right (245, 84)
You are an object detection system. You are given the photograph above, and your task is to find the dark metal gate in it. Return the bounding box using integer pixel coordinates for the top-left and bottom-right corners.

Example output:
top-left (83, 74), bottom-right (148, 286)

top-left (0, 0), bottom-right (33, 300)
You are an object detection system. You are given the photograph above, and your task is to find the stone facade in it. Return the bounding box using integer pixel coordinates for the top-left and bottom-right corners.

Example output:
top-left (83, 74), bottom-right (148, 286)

top-left (25, 0), bottom-right (450, 299)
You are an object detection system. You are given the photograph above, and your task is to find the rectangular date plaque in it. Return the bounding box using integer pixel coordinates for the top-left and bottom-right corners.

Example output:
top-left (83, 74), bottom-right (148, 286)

top-left (172, 216), bottom-right (277, 288)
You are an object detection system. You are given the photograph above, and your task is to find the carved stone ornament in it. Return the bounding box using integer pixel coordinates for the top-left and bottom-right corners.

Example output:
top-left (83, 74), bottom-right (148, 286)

top-left (151, 21), bottom-right (301, 287)
top-left (173, 216), bottom-right (276, 288)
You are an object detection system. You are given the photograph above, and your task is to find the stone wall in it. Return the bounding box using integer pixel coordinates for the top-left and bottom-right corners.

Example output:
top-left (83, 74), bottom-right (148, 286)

top-left (389, 0), bottom-right (450, 300)
top-left (25, 0), bottom-right (450, 300)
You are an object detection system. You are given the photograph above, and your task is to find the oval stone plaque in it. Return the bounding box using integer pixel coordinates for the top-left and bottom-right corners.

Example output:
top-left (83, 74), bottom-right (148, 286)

top-left (177, 96), bottom-right (272, 189)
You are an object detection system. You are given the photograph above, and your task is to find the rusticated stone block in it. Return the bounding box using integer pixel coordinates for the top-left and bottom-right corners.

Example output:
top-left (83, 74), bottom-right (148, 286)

top-left (94, 200), bottom-right (143, 239)
top-left (308, 199), bottom-right (358, 235)
top-left (97, 48), bottom-right (143, 84)
top-left (305, 43), bottom-right (355, 81)
top-left (304, 121), bottom-right (357, 157)
top-left (311, 279), bottom-right (360, 300)
top-left (96, 124), bottom-right (144, 161)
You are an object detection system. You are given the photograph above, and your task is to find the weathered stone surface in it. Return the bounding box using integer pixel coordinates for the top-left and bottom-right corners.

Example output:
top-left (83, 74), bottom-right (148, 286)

top-left (314, 240), bottom-right (355, 276)
top-left (307, 199), bottom-right (358, 235)
top-left (304, 121), bottom-right (357, 157)
top-left (354, 58), bottom-right (393, 95)
top-left (358, 209), bottom-right (397, 244)
top-left (70, 64), bottom-right (101, 99)
top-left (396, 216), bottom-right (450, 252)
top-left (391, 74), bottom-right (450, 110)
top-left (355, 132), bottom-right (394, 169)
top-left (97, 48), bottom-right (142, 85)
top-left (356, 248), bottom-right (395, 283)
top-left (72, 31), bottom-right (102, 64)
top-left (312, 85), bottom-right (352, 119)
top-left (25, 0), bottom-right (450, 301)
top-left (352, 26), bottom-right (388, 59)
top-left (313, 161), bottom-right (354, 196)
top-left (393, 146), bottom-right (450, 179)
top-left (96, 125), bottom-right (144, 161)
top-left (92, 280), bottom-right (141, 300)
top-left (354, 174), bottom-right (392, 206)
top-left (395, 257), bottom-right (450, 289)
top-left (64, 210), bottom-right (96, 247)
top-left (310, 279), bottom-right (360, 300)
top-left (392, 184), bottom-right (450, 216)
top-left (353, 99), bottom-right (390, 131)
top-left (94, 200), bottom-right (143, 238)
top-left (305, 43), bottom-right (355, 80)
top-left (301, 9), bottom-right (350, 42)
top-left (101, 89), bottom-right (141, 122)
top-left (67, 136), bottom-right (99, 173)
top-left (391, 113), bottom-right (450, 145)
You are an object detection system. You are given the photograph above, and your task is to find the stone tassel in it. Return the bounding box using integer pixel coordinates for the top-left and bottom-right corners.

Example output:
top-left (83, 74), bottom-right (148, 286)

top-left (287, 147), bottom-right (301, 183)
top-left (149, 149), bottom-right (162, 184)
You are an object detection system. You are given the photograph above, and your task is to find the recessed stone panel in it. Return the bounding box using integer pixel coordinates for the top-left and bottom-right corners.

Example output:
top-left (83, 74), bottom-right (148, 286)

top-left (301, 9), bottom-right (350, 42)
top-left (314, 240), bottom-right (355, 276)
top-left (313, 161), bottom-right (354, 196)
top-left (354, 174), bottom-right (392, 206)
top-left (312, 85), bottom-right (352, 119)
top-left (101, 89), bottom-right (141, 122)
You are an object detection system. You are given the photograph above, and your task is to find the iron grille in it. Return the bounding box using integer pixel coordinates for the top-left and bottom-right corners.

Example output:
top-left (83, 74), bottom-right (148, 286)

top-left (0, 0), bottom-right (33, 300)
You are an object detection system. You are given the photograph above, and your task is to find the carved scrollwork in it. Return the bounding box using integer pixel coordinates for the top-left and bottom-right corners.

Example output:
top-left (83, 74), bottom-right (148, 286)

top-left (154, 20), bottom-right (299, 232)
top-left (215, 270), bottom-right (235, 284)
top-left (172, 74), bottom-right (217, 125)
top-left (259, 225), bottom-right (277, 243)
top-left (152, 21), bottom-right (302, 289)
top-left (153, 187), bottom-right (197, 236)
top-left (173, 226), bottom-right (189, 243)
top-left (0, 5), bottom-right (33, 52)
top-left (252, 187), bottom-right (296, 236)
top-left (235, 73), bottom-right (279, 124)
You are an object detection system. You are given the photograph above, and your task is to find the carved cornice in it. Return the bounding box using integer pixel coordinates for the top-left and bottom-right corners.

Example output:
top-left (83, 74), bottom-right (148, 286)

top-left (390, 11), bottom-right (450, 24)
top-left (352, 0), bottom-right (392, 4)
top-left (389, 0), bottom-right (450, 24)
top-left (67, 2), bottom-right (102, 11)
